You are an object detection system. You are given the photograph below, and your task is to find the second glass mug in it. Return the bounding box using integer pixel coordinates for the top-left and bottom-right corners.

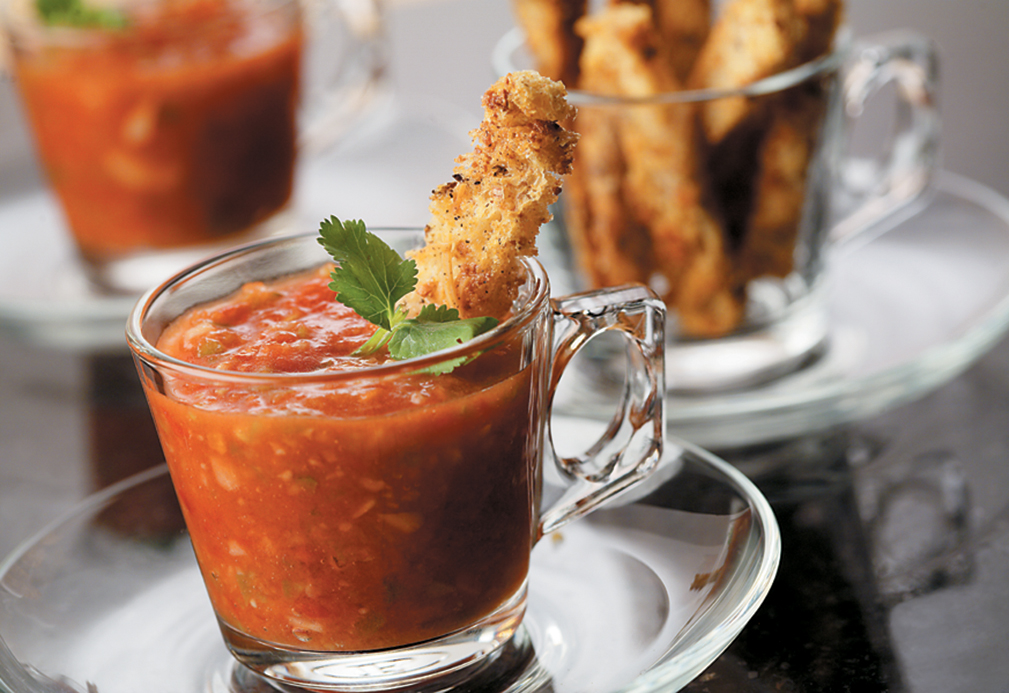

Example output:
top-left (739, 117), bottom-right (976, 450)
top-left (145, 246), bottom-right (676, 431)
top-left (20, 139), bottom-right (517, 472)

top-left (126, 231), bottom-right (666, 690)
top-left (495, 28), bottom-right (940, 392)
top-left (2, 0), bottom-right (386, 294)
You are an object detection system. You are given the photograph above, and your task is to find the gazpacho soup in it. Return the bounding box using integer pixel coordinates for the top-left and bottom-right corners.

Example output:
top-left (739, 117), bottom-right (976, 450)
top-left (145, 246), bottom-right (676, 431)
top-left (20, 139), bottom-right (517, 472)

top-left (142, 265), bottom-right (546, 651)
top-left (11, 0), bottom-right (302, 259)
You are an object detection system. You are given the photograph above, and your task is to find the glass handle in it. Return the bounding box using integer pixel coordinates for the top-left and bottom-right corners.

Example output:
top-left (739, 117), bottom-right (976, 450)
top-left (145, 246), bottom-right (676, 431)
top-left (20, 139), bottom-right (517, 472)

top-left (830, 30), bottom-right (941, 246)
top-left (539, 284), bottom-right (666, 538)
top-left (297, 0), bottom-right (388, 154)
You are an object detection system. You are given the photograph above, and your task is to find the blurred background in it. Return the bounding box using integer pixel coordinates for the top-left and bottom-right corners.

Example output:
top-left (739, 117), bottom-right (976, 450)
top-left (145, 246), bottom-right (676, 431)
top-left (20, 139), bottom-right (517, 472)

top-left (845, 0), bottom-right (1008, 198)
top-left (313, 0), bottom-right (1009, 201)
top-left (3, 0), bottom-right (1008, 200)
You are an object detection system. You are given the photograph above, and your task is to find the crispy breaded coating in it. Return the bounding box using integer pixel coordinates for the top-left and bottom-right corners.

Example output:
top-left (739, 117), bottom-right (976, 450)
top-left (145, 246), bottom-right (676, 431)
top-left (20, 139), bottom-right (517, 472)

top-left (794, 0), bottom-right (844, 62)
top-left (577, 4), bottom-right (742, 336)
top-left (621, 0), bottom-right (711, 82)
top-left (653, 0), bottom-right (711, 82)
top-left (688, 0), bottom-right (803, 144)
top-left (510, 0), bottom-right (846, 338)
top-left (401, 71), bottom-right (578, 320)
top-left (700, 0), bottom-right (840, 244)
top-left (737, 86), bottom-right (827, 281)
top-left (512, 0), bottom-right (587, 87)
top-left (676, 215), bottom-right (746, 337)
top-left (564, 105), bottom-right (653, 288)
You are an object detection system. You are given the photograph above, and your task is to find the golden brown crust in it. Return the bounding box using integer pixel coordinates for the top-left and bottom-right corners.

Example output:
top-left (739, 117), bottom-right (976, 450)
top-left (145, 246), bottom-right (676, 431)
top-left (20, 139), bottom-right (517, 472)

top-left (508, 0), bottom-right (844, 338)
top-left (626, 0), bottom-right (711, 82)
top-left (564, 105), bottom-right (654, 288)
top-left (656, 0), bottom-right (711, 82)
top-left (687, 0), bottom-right (804, 144)
top-left (511, 0), bottom-right (587, 87)
top-left (736, 85), bottom-right (828, 282)
top-left (577, 4), bottom-right (742, 336)
top-left (402, 71), bottom-right (579, 320)
top-left (794, 0), bottom-right (844, 62)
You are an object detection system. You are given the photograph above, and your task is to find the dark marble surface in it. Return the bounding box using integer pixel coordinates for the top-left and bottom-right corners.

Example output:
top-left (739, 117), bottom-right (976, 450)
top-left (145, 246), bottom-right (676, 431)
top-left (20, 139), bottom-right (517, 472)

top-left (684, 337), bottom-right (1009, 693)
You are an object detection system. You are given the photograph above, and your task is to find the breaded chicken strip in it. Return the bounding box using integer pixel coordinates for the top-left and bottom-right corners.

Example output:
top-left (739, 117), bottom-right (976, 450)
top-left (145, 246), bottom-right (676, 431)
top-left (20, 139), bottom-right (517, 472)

top-left (729, 0), bottom-right (840, 282)
top-left (620, 0), bottom-right (711, 82)
top-left (794, 0), bottom-right (844, 62)
top-left (737, 86), bottom-right (828, 282)
top-left (651, 0), bottom-right (711, 82)
top-left (563, 96), bottom-right (653, 289)
top-left (578, 4), bottom-right (742, 337)
top-left (688, 0), bottom-right (803, 144)
top-left (402, 71), bottom-right (578, 320)
top-left (512, 0), bottom-right (587, 87)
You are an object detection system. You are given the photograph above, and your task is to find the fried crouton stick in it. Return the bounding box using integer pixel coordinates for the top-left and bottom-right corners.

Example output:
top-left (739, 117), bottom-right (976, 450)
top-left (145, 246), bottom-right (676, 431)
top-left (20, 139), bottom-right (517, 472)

top-left (652, 0), bottom-right (712, 82)
top-left (734, 1), bottom-right (840, 281)
top-left (563, 101), bottom-right (654, 289)
top-left (794, 0), bottom-right (844, 63)
top-left (737, 86), bottom-right (828, 282)
top-left (512, 0), bottom-right (587, 87)
top-left (401, 71), bottom-right (579, 320)
top-left (577, 4), bottom-right (742, 337)
top-left (621, 0), bottom-right (712, 82)
top-left (687, 0), bottom-right (803, 145)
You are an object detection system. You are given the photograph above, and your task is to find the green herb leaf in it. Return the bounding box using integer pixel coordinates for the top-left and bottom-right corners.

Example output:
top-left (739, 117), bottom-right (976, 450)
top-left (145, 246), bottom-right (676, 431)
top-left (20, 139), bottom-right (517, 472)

top-left (317, 219), bottom-right (500, 371)
top-left (318, 217), bottom-right (416, 331)
top-left (36, 0), bottom-right (128, 29)
top-left (353, 326), bottom-right (392, 357)
top-left (388, 305), bottom-right (498, 364)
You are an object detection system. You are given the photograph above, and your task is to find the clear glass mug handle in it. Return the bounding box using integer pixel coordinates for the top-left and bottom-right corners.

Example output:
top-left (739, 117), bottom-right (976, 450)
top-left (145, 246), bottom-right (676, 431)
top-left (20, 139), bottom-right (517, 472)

top-left (830, 30), bottom-right (941, 245)
top-left (539, 285), bottom-right (666, 538)
top-left (298, 0), bottom-right (388, 154)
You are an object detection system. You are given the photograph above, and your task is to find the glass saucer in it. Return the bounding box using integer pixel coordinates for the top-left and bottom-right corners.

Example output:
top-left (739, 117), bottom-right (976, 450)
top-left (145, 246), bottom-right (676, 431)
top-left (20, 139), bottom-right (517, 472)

top-left (547, 172), bottom-right (1009, 448)
top-left (0, 416), bottom-right (779, 693)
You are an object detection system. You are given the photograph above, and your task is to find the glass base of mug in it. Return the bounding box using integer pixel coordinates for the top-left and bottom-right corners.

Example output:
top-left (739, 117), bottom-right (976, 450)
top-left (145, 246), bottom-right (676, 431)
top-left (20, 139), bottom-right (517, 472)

top-left (664, 277), bottom-right (830, 393)
top-left (220, 586), bottom-right (528, 691)
top-left (579, 275), bottom-right (829, 395)
top-left (78, 208), bottom-right (295, 296)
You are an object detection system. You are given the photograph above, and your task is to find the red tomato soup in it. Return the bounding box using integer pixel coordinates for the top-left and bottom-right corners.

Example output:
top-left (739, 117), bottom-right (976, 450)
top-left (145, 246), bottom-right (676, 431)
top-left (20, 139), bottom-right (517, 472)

top-left (12, 0), bottom-right (301, 259)
top-left (145, 266), bottom-right (542, 650)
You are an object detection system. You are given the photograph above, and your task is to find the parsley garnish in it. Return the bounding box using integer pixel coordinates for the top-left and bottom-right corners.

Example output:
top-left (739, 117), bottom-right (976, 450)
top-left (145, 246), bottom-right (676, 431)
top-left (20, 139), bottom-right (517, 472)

top-left (36, 0), bottom-right (128, 29)
top-left (318, 218), bottom-right (498, 369)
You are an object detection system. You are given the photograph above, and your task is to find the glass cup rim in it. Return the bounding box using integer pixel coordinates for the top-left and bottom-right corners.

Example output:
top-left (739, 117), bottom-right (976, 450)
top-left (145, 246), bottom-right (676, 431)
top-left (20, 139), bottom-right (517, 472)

top-left (492, 25), bottom-right (851, 107)
top-left (126, 230), bottom-right (552, 385)
top-left (1, 0), bottom-right (299, 46)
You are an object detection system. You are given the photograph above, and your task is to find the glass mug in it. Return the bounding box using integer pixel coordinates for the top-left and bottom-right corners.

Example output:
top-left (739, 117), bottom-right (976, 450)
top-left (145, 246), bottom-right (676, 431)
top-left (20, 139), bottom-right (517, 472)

top-left (495, 29), bottom-right (940, 392)
top-left (126, 231), bottom-right (665, 690)
top-left (2, 0), bottom-right (385, 294)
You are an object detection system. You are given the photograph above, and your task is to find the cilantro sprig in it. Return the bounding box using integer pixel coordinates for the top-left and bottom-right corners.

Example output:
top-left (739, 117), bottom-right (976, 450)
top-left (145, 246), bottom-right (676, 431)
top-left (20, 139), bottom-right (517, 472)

top-left (318, 218), bottom-right (498, 370)
top-left (36, 0), bottom-right (129, 29)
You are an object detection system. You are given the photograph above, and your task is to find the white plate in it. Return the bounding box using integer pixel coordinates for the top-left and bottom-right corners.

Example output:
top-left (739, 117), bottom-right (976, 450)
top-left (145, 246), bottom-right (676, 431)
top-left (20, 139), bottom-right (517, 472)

top-left (0, 417), bottom-right (779, 693)
top-left (550, 172), bottom-right (1009, 448)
